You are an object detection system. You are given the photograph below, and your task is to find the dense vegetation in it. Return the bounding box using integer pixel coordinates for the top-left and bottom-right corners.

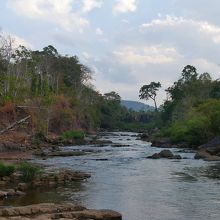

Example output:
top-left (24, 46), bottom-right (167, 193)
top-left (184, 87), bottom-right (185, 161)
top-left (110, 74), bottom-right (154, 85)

top-left (0, 33), bottom-right (152, 136)
top-left (2, 32), bottom-right (218, 146)
top-left (156, 65), bottom-right (220, 146)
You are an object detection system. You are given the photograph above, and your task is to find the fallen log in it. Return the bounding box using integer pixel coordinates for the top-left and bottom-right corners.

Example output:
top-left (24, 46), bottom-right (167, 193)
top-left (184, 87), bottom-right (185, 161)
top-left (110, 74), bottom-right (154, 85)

top-left (0, 115), bottom-right (31, 134)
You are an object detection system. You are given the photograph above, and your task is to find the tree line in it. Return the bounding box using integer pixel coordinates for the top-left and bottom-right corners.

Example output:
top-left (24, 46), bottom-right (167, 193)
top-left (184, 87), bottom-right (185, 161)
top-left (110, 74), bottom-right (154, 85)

top-left (139, 65), bottom-right (220, 146)
top-left (0, 33), bottom-right (152, 135)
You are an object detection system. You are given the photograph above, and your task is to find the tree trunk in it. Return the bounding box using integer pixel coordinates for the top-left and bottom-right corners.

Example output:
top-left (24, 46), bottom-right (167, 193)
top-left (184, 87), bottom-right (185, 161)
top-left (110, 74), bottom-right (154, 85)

top-left (0, 115), bottom-right (31, 134)
top-left (153, 99), bottom-right (158, 111)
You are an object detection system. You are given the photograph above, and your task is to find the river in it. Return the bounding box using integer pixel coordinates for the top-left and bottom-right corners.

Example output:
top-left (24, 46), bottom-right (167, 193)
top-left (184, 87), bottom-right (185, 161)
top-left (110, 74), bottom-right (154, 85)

top-left (5, 132), bottom-right (220, 220)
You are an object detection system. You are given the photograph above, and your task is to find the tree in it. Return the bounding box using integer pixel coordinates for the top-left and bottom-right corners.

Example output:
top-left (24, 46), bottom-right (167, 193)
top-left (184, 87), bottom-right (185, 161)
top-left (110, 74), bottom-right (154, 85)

top-left (139, 82), bottom-right (161, 111)
top-left (104, 91), bottom-right (121, 102)
top-left (181, 65), bottom-right (198, 82)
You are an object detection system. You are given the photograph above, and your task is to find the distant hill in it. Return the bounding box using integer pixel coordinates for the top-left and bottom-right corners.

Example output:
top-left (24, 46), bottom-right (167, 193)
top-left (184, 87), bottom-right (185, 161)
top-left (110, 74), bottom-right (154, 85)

top-left (121, 100), bottom-right (154, 112)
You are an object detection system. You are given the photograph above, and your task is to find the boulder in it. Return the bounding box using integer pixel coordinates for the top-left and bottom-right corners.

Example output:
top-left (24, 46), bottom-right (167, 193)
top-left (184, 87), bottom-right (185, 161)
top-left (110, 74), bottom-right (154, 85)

top-left (151, 138), bottom-right (173, 148)
top-left (147, 150), bottom-right (182, 160)
top-left (149, 153), bottom-right (160, 159)
top-left (140, 133), bottom-right (149, 141)
top-left (159, 150), bottom-right (174, 158)
top-left (199, 137), bottom-right (220, 154)
top-left (194, 150), bottom-right (220, 161)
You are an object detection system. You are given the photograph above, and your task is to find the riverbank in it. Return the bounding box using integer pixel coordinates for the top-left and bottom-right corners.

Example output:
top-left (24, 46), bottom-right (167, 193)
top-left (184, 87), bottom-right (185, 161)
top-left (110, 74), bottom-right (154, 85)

top-left (0, 159), bottom-right (122, 219)
top-left (140, 132), bottom-right (220, 161)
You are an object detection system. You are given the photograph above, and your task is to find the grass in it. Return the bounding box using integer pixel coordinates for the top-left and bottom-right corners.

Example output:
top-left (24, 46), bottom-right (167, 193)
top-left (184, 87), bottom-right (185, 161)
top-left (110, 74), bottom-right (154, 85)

top-left (17, 162), bottom-right (42, 182)
top-left (61, 130), bottom-right (85, 140)
top-left (0, 162), bottom-right (15, 177)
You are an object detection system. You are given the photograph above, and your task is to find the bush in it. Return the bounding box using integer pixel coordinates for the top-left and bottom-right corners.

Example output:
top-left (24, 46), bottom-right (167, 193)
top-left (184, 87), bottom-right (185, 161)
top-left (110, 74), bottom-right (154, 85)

top-left (168, 118), bottom-right (210, 145)
top-left (61, 130), bottom-right (85, 140)
top-left (159, 99), bottom-right (220, 146)
top-left (17, 162), bottom-right (41, 182)
top-left (0, 162), bottom-right (15, 177)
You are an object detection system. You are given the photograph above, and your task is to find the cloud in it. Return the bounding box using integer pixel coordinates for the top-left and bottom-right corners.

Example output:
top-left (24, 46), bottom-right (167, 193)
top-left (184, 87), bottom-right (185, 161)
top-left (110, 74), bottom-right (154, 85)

top-left (82, 0), bottom-right (103, 13)
top-left (121, 19), bottom-right (129, 23)
top-left (113, 45), bottom-right (182, 65)
top-left (95, 28), bottom-right (103, 35)
top-left (140, 15), bottom-right (220, 45)
top-left (6, 0), bottom-right (90, 32)
top-left (113, 0), bottom-right (137, 14)
top-left (91, 14), bottom-right (220, 103)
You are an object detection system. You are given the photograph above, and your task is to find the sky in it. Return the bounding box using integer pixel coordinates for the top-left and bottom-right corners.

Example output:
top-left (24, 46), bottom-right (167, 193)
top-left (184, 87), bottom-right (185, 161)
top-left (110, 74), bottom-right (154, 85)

top-left (1, 0), bottom-right (220, 106)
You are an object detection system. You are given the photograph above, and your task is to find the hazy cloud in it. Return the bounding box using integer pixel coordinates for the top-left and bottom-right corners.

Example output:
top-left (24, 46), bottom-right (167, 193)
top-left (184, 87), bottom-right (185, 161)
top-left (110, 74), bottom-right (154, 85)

top-left (95, 28), bottom-right (103, 35)
top-left (113, 0), bottom-right (137, 14)
top-left (82, 0), bottom-right (103, 13)
top-left (113, 45), bottom-right (182, 65)
top-left (7, 0), bottom-right (89, 32)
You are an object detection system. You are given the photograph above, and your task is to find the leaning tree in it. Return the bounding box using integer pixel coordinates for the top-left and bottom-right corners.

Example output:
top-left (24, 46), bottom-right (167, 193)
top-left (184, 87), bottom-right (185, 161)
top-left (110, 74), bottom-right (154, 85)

top-left (139, 82), bottom-right (161, 111)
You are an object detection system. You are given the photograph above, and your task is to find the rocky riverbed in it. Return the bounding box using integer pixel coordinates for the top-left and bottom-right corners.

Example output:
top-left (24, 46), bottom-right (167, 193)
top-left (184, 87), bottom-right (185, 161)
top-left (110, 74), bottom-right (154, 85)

top-left (0, 203), bottom-right (122, 219)
top-left (1, 132), bottom-right (220, 220)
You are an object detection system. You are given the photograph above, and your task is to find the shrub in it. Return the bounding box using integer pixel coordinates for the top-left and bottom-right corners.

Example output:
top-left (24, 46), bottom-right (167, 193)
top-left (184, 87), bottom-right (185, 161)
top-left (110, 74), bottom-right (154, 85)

top-left (61, 130), bottom-right (85, 140)
top-left (0, 162), bottom-right (15, 177)
top-left (168, 118), bottom-right (210, 145)
top-left (17, 162), bottom-right (41, 182)
top-left (160, 99), bottom-right (220, 146)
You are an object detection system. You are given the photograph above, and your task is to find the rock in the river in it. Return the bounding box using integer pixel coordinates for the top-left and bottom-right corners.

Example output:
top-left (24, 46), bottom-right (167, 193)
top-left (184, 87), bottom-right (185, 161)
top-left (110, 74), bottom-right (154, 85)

top-left (193, 137), bottom-right (220, 161)
top-left (198, 137), bottom-right (220, 154)
top-left (140, 133), bottom-right (149, 141)
top-left (0, 203), bottom-right (122, 220)
top-left (147, 150), bottom-right (182, 160)
top-left (151, 138), bottom-right (189, 148)
top-left (194, 150), bottom-right (220, 161)
top-left (159, 150), bottom-right (174, 158)
top-left (0, 189), bottom-right (25, 198)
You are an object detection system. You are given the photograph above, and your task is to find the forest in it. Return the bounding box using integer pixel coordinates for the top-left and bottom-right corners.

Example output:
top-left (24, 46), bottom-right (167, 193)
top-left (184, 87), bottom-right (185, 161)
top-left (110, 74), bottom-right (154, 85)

top-left (0, 33), bottom-right (152, 138)
top-left (1, 32), bottom-right (220, 147)
top-left (148, 65), bottom-right (220, 146)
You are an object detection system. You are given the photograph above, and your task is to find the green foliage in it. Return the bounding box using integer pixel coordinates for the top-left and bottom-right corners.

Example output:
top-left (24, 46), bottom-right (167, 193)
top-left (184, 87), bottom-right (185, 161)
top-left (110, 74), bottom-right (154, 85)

top-left (17, 162), bottom-right (41, 182)
top-left (167, 117), bottom-right (210, 145)
top-left (0, 162), bottom-right (15, 177)
top-left (139, 82), bottom-right (161, 110)
top-left (158, 65), bottom-right (220, 146)
top-left (61, 130), bottom-right (85, 140)
top-left (161, 99), bottom-right (220, 145)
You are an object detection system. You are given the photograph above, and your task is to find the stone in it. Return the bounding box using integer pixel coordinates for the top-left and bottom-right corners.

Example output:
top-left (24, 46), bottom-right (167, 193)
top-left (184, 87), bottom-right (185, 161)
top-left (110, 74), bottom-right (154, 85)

top-left (7, 189), bottom-right (15, 196)
top-left (17, 183), bottom-right (29, 191)
top-left (0, 190), bottom-right (7, 198)
top-left (147, 150), bottom-right (182, 160)
top-left (159, 150), bottom-right (174, 158)
top-left (0, 180), bottom-right (7, 186)
top-left (194, 150), bottom-right (220, 161)
top-left (172, 155), bottom-right (182, 160)
top-left (147, 153), bottom-right (160, 159)
top-left (0, 203), bottom-right (122, 220)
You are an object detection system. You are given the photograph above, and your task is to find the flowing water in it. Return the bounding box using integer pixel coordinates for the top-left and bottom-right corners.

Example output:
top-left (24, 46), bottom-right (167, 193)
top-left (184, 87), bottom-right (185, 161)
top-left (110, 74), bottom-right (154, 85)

top-left (5, 132), bottom-right (220, 220)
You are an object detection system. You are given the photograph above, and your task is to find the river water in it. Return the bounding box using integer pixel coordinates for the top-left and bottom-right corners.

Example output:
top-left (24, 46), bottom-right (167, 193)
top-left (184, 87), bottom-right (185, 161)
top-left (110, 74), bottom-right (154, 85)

top-left (5, 132), bottom-right (220, 220)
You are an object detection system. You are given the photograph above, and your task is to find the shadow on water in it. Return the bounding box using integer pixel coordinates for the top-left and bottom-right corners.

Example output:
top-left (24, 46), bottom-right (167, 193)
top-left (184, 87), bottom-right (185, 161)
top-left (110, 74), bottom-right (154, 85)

top-left (186, 163), bottom-right (220, 180)
top-left (170, 172), bottom-right (198, 182)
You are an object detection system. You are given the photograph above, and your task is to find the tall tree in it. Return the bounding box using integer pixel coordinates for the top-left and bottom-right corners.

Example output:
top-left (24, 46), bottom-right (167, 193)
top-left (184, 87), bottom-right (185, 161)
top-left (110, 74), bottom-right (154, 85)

top-left (139, 82), bottom-right (161, 111)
